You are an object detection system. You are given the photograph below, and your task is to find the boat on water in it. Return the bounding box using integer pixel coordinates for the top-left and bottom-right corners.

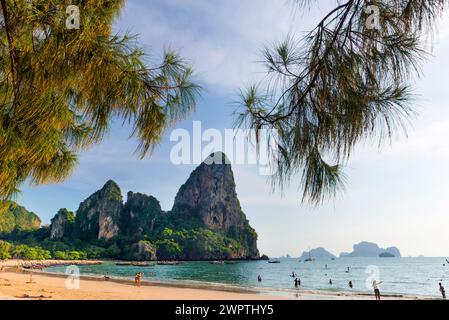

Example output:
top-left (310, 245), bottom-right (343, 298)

top-left (157, 261), bottom-right (182, 266)
top-left (304, 248), bottom-right (315, 262)
top-left (115, 262), bottom-right (154, 267)
top-left (210, 261), bottom-right (225, 265)
top-left (268, 260), bottom-right (281, 264)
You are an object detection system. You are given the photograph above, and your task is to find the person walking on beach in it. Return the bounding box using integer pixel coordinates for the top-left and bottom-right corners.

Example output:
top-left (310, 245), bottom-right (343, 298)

top-left (439, 283), bottom-right (446, 299)
top-left (294, 278), bottom-right (299, 288)
top-left (373, 280), bottom-right (382, 300)
top-left (135, 273), bottom-right (142, 287)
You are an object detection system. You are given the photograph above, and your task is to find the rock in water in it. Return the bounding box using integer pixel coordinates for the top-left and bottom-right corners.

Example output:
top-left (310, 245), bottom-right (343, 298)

top-left (172, 152), bottom-right (259, 259)
top-left (75, 180), bottom-right (123, 241)
top-left (50, 209), bottom-right (75, 240)
top-left (299, 247), bottom-right (336, 260)
top-left (386, 246), bottom-right (401, 257)
top-left (340, 241), bottom-right (402, 258)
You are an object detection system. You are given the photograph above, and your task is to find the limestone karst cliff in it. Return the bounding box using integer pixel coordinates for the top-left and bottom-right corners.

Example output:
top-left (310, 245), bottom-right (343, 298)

top-left (47, 153), bottom-right (259, 260)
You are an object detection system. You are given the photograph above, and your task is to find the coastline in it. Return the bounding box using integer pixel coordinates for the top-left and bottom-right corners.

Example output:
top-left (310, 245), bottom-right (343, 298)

top-left (0, 262), bottom-right (438, 300)
top-left (0, 259), bottom-right (103, 269)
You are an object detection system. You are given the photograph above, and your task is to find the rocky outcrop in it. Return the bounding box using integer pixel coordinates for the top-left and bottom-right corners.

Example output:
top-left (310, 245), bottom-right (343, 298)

top-left (300, 247), bottom-right (336, 260)
top-left (385, 246), bottom-right (401, 257)
top-left (172, 152), bottom-right (259, 259)
top-left (173, 153), bottom-right (241, 232)
top-left (75, 180), bottom-right (123, 241)
top-left (50, 209), bottom-right (75, 240)
top-left (340, 242), bottom-right (402, 258)
top-left (126, 240), bottom-right (157, 261)
top-left (120, 192), bottom-right (162, 240)
top-left (45, 153), bottom-right (259, 260)
top-left (0, 202), bottom-right (41, 234)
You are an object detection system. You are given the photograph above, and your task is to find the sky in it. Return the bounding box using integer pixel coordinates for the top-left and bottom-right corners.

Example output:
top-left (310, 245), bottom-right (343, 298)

top-left (17, 0), bottom-right (449, 258)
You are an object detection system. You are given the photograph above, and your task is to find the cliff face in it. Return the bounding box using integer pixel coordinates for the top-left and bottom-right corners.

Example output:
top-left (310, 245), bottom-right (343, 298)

top-left (46, 153), bottom-right (259, 260)
top-left (172, 153), bottom-right (259, 259)
top-left (0, 202), bottom-right (41, 234)
top-left (50, 209), bottom-right (75, 240)
top-left (120, 192), bottom-right (162, 239)
top-left (75, 180), bottom-right (123, 241)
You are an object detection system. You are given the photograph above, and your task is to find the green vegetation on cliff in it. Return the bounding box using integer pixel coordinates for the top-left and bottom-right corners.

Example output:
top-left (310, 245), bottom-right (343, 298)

top-left (0, 155), bottom-right (259, 261)
top-left (0, 202), bottom-right (41, 235)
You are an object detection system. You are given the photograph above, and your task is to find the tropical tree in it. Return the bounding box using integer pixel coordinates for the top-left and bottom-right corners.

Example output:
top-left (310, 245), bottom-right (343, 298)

top-left (0, 0), bottom-right (200, 199)
top-left (0, 240), bottom-right (11, 260)
top-left (237, 0), bottom-right (447, 204)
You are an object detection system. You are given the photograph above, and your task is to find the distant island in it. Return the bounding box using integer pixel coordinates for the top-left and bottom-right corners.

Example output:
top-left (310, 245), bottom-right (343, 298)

top-left (0, 153), bottom-right (259, 261)
top-left (299, 247), bottom-right (336, 260)
top-left (340, 242), bottom-right (401, 258)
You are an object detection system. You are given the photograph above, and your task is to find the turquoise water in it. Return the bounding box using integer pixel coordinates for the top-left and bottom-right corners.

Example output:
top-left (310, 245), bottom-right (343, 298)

top-left (45, 257), bottom-right (449, 298)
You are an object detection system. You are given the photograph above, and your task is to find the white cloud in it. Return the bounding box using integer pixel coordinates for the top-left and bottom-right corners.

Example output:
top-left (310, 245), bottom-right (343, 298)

top-left (117, 0), bottom-right (326, 89)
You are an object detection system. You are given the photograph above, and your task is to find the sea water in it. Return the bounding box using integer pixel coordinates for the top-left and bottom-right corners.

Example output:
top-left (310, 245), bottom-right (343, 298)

top-left (45, 257), bottom-right (449, 298)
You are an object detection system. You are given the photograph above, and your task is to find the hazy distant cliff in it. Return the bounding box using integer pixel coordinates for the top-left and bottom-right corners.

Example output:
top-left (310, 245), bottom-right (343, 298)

top-left (300, 247), bottom-right (336, 260)
top-left (340, 242), bottom-right (401, 258)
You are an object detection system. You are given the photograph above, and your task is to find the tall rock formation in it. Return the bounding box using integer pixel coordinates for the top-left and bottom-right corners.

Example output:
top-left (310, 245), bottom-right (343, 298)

top-left (43, 153), bottom-right (260, 260)
top-left (50, 209), bottom-right (75, 240)
top-left (172, 152), bottom-right (259, 259)
top-left (75, 180), bottom-right (123, 241)
top-left (120, 192), bottom-right (162, 240)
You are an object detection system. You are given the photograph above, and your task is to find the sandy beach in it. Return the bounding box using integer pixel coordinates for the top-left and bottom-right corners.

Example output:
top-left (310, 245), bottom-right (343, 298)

top-left (0, 270), bottom-right (278, 300)
top-left (0, 268), bottom-right (434, 300)
top-left (0, 259), bottom-right (439, 300)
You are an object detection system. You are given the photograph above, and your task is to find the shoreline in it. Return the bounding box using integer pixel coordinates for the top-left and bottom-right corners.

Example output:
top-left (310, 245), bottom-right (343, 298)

top-left (0, 259), bottom-right (103, 269)
top-left (0, 269), bottom-right (437, 300)
top-left (0, 260), bottom-right (441, 300)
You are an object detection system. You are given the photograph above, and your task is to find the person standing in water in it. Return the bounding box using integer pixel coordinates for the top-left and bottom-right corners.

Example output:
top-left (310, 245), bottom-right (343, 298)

top-left (329, 279), bottom-right (333, 285)
top-left (373, 280), bottom-right (382, 300)
top-left (349, 281), bottom-right (353, 289)
top-left (439, 283), bottom-right (446, 299)
top-left (258, 275), bottom-right (262, 282)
